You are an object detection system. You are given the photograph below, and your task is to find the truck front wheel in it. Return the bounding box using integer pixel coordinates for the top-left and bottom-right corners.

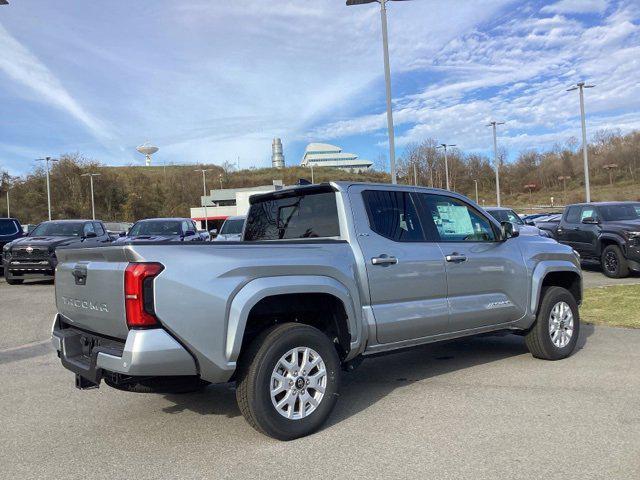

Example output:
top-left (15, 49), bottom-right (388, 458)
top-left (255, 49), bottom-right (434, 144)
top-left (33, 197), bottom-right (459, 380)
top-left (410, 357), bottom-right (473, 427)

top-left (526, 286), bottom-right (580, 360)
top-left (236, 323), bottom-right (341, 440)
top-left (601, 244), bottom-right (629, 278)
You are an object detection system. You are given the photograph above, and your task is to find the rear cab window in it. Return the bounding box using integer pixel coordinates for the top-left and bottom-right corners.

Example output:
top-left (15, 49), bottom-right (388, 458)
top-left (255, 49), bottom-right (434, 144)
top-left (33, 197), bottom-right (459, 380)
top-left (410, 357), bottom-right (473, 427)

top-left (0, 219), bottom-right (20, 236)
top-left (244, 186), bottom-right (340, 241)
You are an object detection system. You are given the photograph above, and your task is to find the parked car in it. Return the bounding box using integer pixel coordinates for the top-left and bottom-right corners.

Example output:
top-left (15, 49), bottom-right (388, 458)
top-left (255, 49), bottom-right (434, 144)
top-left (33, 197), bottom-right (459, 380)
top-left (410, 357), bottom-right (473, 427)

top-left (113, 218), bottom-right (204, 243)
top-left (213, 215), bottom-right (246, 241)
top-left (51, 182), bottom-right (582, 440)
top-left (21, 223), bottom-right (37, 235)
top-left (555, 201), bottom-right (640, 278)
top-left (0, 218), bottom-right (25, 275)
top-left (522, 212), bottom-right (560, 225)
top-left (533, 213), bottom-right (563, 239)
top-left (104, 222), bottom-right (133, 240)
top-left (3, 219), bottom-right (112, 284)
top-left (485, 207), bottom-right (552, 237)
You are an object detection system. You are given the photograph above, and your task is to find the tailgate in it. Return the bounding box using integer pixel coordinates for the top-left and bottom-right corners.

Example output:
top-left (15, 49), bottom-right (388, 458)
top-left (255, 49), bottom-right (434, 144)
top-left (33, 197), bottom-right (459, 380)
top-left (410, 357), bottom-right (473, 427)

top-left (55, 246), bottom-right (132, 340)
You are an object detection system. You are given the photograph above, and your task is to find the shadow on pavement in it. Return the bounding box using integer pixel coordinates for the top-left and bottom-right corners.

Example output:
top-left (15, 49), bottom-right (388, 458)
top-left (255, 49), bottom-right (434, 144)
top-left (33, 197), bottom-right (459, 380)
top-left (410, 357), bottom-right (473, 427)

top-left (161, 324), bottom-right (595, 426)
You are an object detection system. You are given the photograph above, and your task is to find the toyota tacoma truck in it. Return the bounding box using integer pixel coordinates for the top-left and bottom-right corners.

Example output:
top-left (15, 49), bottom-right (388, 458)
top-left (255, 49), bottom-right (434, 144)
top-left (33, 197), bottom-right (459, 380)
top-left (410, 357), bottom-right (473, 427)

top-left (554, 201), bottom-right (640, 278)
top-left (51, 182), bottom-right (582, 440)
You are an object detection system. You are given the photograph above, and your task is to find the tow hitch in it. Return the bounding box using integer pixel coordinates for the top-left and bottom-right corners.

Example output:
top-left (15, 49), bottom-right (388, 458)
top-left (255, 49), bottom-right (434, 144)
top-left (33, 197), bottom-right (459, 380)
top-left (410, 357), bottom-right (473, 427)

top-left (75, 374), bottom-right (99, 390)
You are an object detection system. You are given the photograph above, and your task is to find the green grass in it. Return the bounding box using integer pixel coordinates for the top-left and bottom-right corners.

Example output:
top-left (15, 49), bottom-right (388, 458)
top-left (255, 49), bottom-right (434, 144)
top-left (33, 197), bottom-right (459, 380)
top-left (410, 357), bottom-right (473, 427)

top-left (581, 284), bottom-right (640, 329)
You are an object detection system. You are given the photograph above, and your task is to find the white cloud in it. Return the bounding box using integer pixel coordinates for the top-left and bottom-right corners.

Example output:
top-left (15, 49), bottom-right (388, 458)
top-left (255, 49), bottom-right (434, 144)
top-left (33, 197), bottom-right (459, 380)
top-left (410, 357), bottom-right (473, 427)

top-left (0, 23), bottom-right (112, 142)
top-left (541, 0), bottom-right (609, 15)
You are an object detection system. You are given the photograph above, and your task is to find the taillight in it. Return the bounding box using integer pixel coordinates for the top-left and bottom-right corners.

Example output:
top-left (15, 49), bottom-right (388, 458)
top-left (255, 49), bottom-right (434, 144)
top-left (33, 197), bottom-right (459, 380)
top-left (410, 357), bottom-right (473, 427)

top-left (124, 262), bottom-right (164, 328)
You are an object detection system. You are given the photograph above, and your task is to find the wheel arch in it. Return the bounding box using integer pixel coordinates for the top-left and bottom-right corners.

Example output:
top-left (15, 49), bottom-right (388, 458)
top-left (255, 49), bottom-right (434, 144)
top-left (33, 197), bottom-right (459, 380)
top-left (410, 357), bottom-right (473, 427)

top-left (226, 276), bottom-right (361, 364)
top-left (531, 262), bottom-right (582, 315)
top-left (597, 233), bottom-right (626, 256)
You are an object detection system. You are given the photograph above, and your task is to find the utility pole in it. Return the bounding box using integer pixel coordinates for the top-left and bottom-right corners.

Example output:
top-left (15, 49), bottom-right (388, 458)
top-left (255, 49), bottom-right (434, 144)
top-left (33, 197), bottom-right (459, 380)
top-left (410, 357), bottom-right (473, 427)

top-left (413, 163), bottom-right (417, 186)
top-left (486, 121), bottom-right (505, 207)
top-left (474, 179), bottom-right (479, 204)
top-left (346, 0), bottom-right (411, 184)
top-left (436, 144), bottom-right (455, 191)
top-left (5, 188), bottom-right (10, 218)
top-left (194, 169), bottom-right (211, 232)
top-left (35, 156), bottom-right (59, 221)
top-left (310, 164), bottom-right (315, 184)
top-left (567, 82), bottom-right (595, 202)
top-left (80, 173), bottom-right (101, 220)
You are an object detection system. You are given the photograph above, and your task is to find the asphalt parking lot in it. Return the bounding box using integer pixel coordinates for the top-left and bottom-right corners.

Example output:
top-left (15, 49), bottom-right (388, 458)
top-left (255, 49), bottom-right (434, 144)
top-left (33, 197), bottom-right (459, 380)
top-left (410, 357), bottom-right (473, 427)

top-left (1, 272), bottom-right (639, 480)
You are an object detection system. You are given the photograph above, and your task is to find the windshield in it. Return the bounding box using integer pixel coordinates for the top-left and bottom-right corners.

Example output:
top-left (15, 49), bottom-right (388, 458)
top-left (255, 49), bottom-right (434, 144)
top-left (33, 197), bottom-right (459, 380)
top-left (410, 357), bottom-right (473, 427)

top-left (31, 222), bottom-right (84, 237)
top-left (220, 219), bottom-right (245, 235)
top-left (598, 203), bottom-right (640, 222)
top-left (487, 209), bottom-right (524, 225)
top-left (0, 219), bottom-right (20, 236)
top-left (129, 220), bottom-right (182, 236)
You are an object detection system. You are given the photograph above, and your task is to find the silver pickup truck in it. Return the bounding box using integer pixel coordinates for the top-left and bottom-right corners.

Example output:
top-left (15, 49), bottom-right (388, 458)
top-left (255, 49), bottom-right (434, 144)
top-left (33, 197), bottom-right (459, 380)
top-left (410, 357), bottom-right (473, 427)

top-left (52, 182), bottom-right (582, 440)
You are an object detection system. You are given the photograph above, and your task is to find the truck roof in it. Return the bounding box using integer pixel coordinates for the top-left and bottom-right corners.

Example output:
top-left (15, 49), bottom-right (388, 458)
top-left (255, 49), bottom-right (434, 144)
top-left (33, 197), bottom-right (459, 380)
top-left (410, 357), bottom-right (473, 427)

top-left (566, 201), bottom-right (640, 207)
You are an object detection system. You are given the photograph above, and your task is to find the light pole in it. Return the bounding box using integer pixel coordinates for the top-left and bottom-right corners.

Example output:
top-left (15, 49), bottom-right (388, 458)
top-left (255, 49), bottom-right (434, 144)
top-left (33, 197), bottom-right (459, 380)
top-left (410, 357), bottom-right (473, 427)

top-left (219, 174), bottom-right (223, 189)
top-left (5, 188), bottom-right (10, 218)
top-left (35, 156), bottom-right (58, 221)
top-left (346, 0), bottom-right (410, 184)
top-left (194, 169), bottom-right (211, 232)
top-left (558, 175), bottom-right (571, 204)
top-left (567, 82), bottom-right (595, 202)
top-left (310, 164), bottom-right (315, 184)
top-left (474, 179), bottom-right (479, 204)
top-left (436, 144), bottom-right (455, 191)
top-left (486, 121), bottom-right (505, 207)
top-left (81, 173), bottom-right (101, 220)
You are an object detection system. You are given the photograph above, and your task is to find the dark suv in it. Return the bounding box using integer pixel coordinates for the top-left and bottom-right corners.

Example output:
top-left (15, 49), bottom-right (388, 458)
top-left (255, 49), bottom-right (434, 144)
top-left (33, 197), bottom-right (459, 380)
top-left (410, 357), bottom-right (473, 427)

top-left (556, 202), bottom-right (640, 278)
top-left (0, 218), bottom-right (25, 275)
top-left (2, 219), bottom-right (112, 284)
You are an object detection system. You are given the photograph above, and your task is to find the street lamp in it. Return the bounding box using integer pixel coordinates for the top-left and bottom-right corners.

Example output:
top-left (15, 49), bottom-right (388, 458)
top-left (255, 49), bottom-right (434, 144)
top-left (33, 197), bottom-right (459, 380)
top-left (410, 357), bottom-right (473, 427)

top-left (473, 179), bottom-right (479, 204)
top-left (436, 143), bottom-right (455, 191)
top-left (558, 175), bottom-right (571, 204)
top-left (566, 82), bottom-right (595, 202)
top-left (486, 121), bottom-right (505, 207)
top-left (346, 0), bottom-right (410, 185)
top-left (603, 163), bottom-right (618, 186)
top-left (194, 169), bottom-right (212, 232)
top-left (35, 156), bottom-right (59, 221)
top-left (80, 173), bottom-right (101, 220)
top-left (4, 187), bottom-right (10, 218)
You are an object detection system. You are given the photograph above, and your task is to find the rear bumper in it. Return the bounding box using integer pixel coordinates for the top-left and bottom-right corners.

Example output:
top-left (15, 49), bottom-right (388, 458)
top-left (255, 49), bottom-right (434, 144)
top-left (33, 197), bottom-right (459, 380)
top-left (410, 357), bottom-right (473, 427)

top-left (51, 314), bottom-right (198, 384)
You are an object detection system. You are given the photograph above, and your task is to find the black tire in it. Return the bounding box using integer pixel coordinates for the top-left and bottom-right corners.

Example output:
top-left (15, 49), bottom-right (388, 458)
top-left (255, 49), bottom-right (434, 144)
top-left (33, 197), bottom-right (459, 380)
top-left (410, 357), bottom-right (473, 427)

top-left (601, 244), bottom-right (629, 278)
top-left (526, 286), bottom-right (580, 360)
top-left (236, 323), bottom-right (341, 440)
top-left (4, 268), bottom-right (23, 285)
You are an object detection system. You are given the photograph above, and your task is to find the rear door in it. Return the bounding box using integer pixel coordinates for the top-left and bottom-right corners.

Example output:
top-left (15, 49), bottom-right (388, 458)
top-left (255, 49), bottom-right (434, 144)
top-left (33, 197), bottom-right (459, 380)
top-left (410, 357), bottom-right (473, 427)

top-left (556, 206), bottom-right (581, 250)
top-left (349, 186), bottom-right (449, 343)
top-left (416, 193), bottom-right (528, 331)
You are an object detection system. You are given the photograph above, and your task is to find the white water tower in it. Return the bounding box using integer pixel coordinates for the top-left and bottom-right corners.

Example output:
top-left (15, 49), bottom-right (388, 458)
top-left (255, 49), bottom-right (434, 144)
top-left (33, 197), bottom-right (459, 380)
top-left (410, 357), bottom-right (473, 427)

top-left (136, 143), bottom-right (159, 166)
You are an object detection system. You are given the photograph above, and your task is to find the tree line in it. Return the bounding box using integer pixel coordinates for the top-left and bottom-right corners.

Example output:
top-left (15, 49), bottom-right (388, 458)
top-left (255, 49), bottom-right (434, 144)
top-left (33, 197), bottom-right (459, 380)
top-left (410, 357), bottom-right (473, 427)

top-left (0, 129), bottom-right (638, 224)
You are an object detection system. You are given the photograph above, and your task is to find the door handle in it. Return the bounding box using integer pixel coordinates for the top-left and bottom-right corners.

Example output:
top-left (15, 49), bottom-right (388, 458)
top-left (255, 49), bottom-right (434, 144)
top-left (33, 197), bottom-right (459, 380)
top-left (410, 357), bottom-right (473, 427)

top-left (371, 255), bottom-right (398, 266)
top-left (445, 253), bottom-right (467, 263)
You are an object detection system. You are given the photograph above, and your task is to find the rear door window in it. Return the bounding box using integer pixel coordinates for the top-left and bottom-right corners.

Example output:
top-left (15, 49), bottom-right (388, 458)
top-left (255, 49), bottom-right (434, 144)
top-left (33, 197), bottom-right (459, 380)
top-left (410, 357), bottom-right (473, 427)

top-left (244, 190), bottom-right (339, 241)
top-left (361, 190), bottom-right (425, 242)
top-left (565, 206), bottom-right (581, 223)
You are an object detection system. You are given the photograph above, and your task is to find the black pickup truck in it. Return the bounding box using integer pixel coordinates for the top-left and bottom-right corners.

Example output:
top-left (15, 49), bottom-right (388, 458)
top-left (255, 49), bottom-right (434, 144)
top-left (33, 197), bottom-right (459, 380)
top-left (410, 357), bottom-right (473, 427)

top-left (555, 202), bottom-right (640, 278)
top-left (2, 219), bottom-right (112, 284)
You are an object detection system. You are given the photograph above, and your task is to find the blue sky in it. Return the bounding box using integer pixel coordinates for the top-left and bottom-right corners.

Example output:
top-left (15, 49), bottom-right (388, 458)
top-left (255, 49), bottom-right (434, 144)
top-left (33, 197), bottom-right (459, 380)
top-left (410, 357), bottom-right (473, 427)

top-left (1, 0), bottom-right (639, 175)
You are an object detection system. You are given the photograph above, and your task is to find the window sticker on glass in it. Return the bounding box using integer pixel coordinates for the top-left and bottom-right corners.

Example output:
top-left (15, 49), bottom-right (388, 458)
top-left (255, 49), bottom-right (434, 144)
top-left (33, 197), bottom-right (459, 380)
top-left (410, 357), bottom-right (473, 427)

top-left (436, 205), bottom-right (473, 236)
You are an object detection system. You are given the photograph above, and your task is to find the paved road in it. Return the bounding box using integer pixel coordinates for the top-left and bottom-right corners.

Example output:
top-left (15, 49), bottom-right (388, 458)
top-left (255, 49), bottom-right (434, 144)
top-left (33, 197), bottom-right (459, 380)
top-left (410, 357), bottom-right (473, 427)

top-left (1, 278), bottom-right (639, 479)
top-left (581, 263), bottom-right (640, 288)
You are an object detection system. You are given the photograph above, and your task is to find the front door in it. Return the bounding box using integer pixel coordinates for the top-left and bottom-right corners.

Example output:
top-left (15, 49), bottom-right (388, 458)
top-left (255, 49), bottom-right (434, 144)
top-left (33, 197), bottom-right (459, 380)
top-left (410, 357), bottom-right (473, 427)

top-left (416, 193), bottom-right (528, 332)
top-left (349, 186), bottom-right (449, 344)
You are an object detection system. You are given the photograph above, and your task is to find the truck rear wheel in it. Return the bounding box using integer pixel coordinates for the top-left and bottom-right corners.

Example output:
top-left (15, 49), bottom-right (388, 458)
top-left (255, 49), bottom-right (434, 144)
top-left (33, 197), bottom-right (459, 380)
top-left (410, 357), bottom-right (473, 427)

top-left (236, 323), bottom-right (340, 440)
top-left (526, 286), bottom-right (580, 360)
top-left (601, 244), bottom-right (629, 278)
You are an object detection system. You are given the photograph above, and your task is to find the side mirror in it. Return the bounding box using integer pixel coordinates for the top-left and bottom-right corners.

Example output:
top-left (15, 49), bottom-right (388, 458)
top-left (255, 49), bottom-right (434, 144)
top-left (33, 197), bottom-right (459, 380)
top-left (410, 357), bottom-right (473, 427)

top-left (119, 231), bottom-right (126, 237)
top-left (581, 217), bottom-right (599, 224)
top-left (84, 231), bottom-right (97, 239)
top-left (184, 230), bottom-right (196, 237)
top-left (525, 220), bottom-right (536, 226)
top-left (210, 229), bottom-right (218, 236)
top-left (500, 221), bottom-right (520, 240)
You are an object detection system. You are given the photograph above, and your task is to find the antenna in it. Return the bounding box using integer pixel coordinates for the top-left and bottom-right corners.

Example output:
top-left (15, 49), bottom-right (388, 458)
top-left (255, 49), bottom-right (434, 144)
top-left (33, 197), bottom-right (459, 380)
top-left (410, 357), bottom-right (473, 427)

top-left (136, 142), bottom-right (159, 166)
